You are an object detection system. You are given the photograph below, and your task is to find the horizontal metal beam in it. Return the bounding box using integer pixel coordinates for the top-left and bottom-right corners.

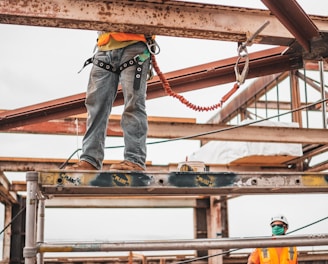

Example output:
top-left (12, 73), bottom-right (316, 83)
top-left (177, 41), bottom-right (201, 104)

top-left (38, 234), bottom-right (328, 252)
top-left (4, 118), bottom-right (328, 144)
top-left (1, 0), bottom-right (328, 67)
top-left (88, 123), bottom-right (328, 144)
top-left (36, 171), bottom-right (328, 196)
top-left (44, 197), bottom-right (199, 208)
top-left (0, 0), bottom-right (301, 45)
top-left (37, 252), bottom-right (328, 264)
top-left (1, 157), bottom-right (295, 174)
top-left (2, 1), bottom-right (328, 59)
top-left (0, 47), bottom-right (303, 130)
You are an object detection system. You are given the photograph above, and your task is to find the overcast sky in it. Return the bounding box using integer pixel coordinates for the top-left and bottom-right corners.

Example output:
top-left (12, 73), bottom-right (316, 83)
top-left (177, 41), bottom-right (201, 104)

top-left (0, 0), bottom-right (328, 259)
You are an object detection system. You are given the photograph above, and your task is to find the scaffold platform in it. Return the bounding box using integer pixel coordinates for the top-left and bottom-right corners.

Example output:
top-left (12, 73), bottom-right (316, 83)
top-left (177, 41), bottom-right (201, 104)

top-left (37, 170), bottom-right (328, 195)
top-left (24, 170), bottom-right (328, 264)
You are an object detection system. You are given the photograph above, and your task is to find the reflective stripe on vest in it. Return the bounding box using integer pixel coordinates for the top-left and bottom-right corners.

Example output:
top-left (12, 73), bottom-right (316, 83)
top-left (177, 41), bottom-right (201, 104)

top-left (262, 248), bottom-right (269, 259)
top-left (288, 247), bottom-right (294, 261)
top-left (259, 247), bottom-right (297, 264)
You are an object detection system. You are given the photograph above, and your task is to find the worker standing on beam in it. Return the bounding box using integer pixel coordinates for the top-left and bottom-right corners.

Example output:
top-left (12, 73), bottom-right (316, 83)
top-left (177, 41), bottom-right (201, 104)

top-left (66, 32), bottom-right (154, 171)
top-left (247, 214), bottom-right (298, 264)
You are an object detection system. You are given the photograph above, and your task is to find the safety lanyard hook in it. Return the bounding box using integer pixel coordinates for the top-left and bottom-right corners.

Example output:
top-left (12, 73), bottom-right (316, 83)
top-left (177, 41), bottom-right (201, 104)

top-left (147, 39), bottom-right (160, 55)
top-left (233, 20), bottom-right (270, 85)
top-left (234, 44), bottom-right (249, 85)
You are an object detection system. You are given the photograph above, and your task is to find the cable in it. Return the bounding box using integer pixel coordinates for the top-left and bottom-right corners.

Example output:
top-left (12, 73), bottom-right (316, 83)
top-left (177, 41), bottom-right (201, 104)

top-left (144, 97), bottom-right (328, 144)
top-left (175, 215), bottom-right (328, 264)
top-left (0, 205), bottom-right (26, 237)
top-left (59, 148), bottom-right (82, 169)
top-left (60, 97), bottom-right (328, 168)
top-left (177, 97), bottom-right (328, 141)
top-left (59, 144), bottom-right (127, 169)
top-left (286, 215), bottom-right (328, 235)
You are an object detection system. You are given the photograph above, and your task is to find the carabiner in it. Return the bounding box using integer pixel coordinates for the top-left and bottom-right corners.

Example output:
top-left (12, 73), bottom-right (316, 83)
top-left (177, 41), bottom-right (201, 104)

top-left (234, 45), bottom-right (249, 85)
top-left (147, 39), bottom-right (160, 55)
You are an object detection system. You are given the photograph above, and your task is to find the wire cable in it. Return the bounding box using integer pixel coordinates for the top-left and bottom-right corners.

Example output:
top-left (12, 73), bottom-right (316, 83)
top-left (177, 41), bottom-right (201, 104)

top-left (60, 97), bottom-right (328, 168)
top-left (0, 205), bottom-right (26, 237)
top-left (175, 215), bottom-right (328, 263)
top-left (286, 215), bottom-right (328, 235)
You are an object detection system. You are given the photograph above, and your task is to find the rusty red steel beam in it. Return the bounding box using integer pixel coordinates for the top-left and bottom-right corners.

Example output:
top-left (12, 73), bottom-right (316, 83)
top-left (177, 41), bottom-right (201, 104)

top-left (0, 0), bottom-right (296, 45)
top-left (4, 115), bottom-right (196, 137)
top-left (145, 47), bottom-right (302, 97)
top-left (2, 0), bottom-right (328, 61)
top-left (305, 61), bottom-right (328, 71)
top-left (4, 119), bottom-right (328, 145)
top-left (2, 0), bottom-right (328, 48)
top-left (0, 47), bottom-right (303, 130)
top-left (261, 0), bottom-right (320, 52)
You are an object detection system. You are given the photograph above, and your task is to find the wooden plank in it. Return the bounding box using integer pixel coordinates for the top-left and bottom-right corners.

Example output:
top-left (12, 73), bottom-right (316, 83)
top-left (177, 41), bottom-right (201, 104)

top-left (229, 155), bottom-right (298, 165)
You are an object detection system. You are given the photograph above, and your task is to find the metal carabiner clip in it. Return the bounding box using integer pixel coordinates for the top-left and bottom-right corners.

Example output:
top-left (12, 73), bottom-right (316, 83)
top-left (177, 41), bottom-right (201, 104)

top-left (234, 44), bottom-right (249, 85)
top-left (147, 39), bottom-right (161, 55)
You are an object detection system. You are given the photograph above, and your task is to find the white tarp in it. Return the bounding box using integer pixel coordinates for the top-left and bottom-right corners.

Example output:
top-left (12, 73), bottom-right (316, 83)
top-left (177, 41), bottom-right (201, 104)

top-left (188, 120), bottom-right (303, 164)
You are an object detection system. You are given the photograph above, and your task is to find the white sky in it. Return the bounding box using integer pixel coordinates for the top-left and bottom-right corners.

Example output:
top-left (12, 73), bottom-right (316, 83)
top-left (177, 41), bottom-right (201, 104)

top-left (0, 0), bottom-right (328, 259)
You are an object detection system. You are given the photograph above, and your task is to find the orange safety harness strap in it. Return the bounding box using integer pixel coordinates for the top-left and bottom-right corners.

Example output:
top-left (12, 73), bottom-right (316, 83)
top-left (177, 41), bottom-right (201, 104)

top-left (151, 54), bottom-right (240, 111)
top-left (149, 22), bottom-right (271, 111)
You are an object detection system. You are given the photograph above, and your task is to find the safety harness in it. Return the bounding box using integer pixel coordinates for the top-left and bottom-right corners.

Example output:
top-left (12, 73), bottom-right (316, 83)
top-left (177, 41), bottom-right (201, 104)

top-left (79, 22), bottom-right (270, 111)
top-left (79, 48), bottom-right (152, 91)
top-left (78, 46), bottom-right (152, 91)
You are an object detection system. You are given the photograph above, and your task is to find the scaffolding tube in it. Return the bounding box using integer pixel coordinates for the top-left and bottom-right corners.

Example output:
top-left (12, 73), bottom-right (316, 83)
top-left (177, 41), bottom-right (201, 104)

top-left (319, 60), bottom-right (327, 129)
top-left (37, 199), bottom-right (45, 264)
top-left (24, 172), bottom-right (38, 264)
top-left (38, 235), bottom-right (328, 253)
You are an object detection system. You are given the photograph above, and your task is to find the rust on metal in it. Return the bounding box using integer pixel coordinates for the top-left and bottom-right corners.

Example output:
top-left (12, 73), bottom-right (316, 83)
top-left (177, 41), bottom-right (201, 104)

top-left (0, 47), bottom-right (303, 130)
top-left (1, 0), bottom-right (326, 45)
top-left (261, 0), bottom-right (320, 51)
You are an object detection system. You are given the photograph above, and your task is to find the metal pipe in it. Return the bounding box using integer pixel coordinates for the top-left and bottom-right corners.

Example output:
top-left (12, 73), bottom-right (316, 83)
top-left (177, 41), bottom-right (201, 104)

top-left (38, 234), bottom-right (328, 253)
top-left (37, 199), bottom-right (45, 264)
top-left (24, 172), bottom-right (39, 264)
top-left (319, 60), bottom-right (327, 128)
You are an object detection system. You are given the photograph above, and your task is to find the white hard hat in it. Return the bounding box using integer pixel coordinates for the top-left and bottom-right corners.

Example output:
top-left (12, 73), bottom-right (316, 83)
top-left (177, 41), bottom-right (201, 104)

top-left (270, 214), bottom-right (289, 227)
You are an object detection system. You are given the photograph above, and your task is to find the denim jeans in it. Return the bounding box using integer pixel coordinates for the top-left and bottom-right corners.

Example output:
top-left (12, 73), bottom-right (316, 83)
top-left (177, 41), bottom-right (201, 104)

top-left (80, 42), bottom-right (149, 169)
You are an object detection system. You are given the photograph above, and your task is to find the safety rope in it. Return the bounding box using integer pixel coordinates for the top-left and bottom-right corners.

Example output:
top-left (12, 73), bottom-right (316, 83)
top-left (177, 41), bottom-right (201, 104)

top-left (151, 53), bottom-right (240, 111)
top-left (150, 20), bottom-right (270, 112)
